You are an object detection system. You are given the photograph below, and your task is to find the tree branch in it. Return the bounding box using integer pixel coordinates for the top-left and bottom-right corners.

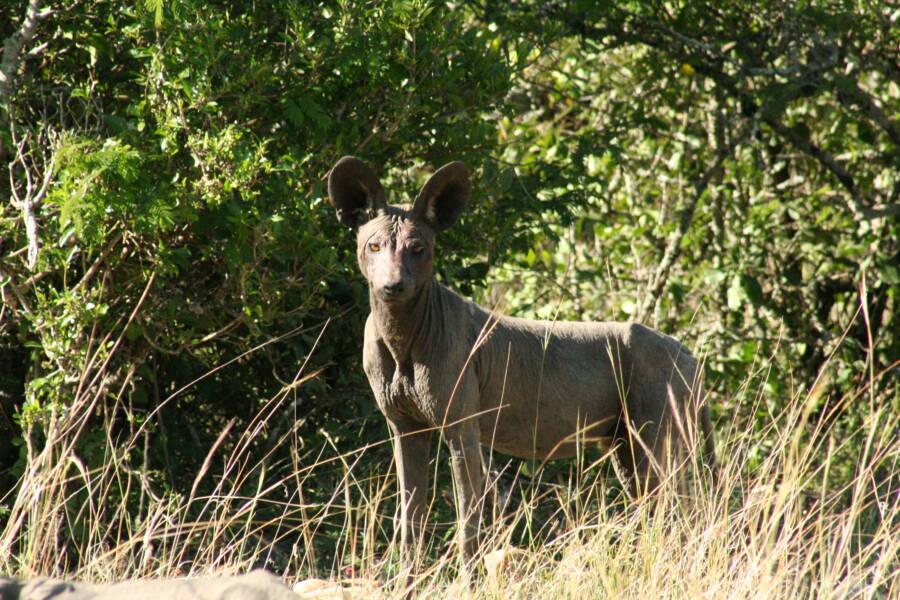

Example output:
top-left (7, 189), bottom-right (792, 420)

top-left (0, 0), bottom-right (50, 101)
top-left (8, 125), bottom-right (56, 270)
top-left (636, 112), bottom-right (748, 323)
top-left (764, 115), bottom-right (899, 220)
top-left (3, 0), bottom-right (55, 271)
top-left (541, 3), bottom-right (900, 222)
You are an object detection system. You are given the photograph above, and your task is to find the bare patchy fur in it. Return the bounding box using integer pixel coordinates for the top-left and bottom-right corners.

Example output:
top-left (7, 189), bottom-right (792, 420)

top-left (328, 156), bottom-right (715, 564)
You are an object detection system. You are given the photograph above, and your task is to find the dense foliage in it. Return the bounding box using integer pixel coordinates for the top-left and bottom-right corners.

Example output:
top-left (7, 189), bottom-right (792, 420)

top-left (1, 0), bottom-right (897, 576)
top-left (1, 0), bottom-right (521, 479)
top-left (471, 0), bottom-right (900, 460)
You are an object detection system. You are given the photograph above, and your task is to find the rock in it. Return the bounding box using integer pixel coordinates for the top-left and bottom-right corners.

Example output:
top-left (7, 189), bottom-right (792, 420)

top-left (292, 578), bottom-right (345, 599)
top-left (0, 569), bottom-right (299, 600)
top-left (483, 547), bottom-right (531, 589)
top-left (292, 578), bottom-right (381, 599)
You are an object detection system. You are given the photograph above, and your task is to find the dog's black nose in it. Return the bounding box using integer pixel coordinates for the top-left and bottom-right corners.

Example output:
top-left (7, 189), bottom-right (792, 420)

top-left (384, 281), bottom-right (405, 295)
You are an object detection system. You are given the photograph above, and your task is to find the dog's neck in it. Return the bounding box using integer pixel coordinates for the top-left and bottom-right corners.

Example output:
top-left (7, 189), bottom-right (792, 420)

top-left (369, 278), bottom-right (439, 364)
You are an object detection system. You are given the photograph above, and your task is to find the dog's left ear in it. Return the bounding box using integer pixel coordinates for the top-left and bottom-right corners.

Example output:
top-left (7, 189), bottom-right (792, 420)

top-left (411, 162), bottom-right (471, 232)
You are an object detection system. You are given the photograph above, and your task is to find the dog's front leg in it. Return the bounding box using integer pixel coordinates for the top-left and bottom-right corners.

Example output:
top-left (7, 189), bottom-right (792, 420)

top-left (388, 417), bottom-right (433, 570)
top-left (446, 420), bottom-right (484, 568)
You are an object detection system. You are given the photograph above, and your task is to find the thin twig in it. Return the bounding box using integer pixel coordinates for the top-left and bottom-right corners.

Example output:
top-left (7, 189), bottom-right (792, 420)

top-left (636, 112), bottom-right (748, 322)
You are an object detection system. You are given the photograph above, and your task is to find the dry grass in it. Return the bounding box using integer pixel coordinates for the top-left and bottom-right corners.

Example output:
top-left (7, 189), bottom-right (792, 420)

top-left (1, 333), bottom-right (898, 599)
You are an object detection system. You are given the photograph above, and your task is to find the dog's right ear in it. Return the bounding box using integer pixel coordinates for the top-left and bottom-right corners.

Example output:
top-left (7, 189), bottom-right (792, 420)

top-left (327, 156), bottom-right (387, 228)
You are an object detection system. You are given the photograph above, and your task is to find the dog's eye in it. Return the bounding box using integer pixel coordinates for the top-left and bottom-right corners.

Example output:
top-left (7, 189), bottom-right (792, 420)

top-left (368, 242), bottom-right (381, 252)
top-left (410, 243), bottom-right (424, 255)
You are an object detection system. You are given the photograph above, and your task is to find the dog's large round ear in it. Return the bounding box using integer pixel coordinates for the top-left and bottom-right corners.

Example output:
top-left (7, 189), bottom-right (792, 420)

top-left (411, 161), bottom-right (471, 232)
top-left (327, 156), bottom-right (387, 228)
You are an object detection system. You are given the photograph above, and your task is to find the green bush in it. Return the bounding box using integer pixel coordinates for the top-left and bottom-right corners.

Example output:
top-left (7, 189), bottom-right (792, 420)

top-left (1, 0), bottom-right (897, 576)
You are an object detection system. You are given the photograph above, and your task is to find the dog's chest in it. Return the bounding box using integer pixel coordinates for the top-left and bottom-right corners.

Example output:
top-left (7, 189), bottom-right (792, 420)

top-left (374, 359), bottom-right (438, 424)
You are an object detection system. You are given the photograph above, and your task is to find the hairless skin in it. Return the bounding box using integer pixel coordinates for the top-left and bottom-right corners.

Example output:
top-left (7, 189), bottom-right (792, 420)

top-left (327, 156), bottom-right (716, 570)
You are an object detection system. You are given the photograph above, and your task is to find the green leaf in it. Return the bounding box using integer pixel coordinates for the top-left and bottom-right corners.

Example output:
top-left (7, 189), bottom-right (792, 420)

top-left (282, 100), bottom-right (304, 128)
top-left (740, 274), bottom-right (764, 306)
top-left (760, 82), bottom-right (802, 119)
top-left (143, 0), bottom-right (164, 27)
top-left (727, 276), bottom-right (745, 311)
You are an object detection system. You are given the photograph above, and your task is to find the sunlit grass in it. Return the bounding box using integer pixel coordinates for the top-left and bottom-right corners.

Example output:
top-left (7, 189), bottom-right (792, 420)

top-left (1, 336), bottom-right (897, 599)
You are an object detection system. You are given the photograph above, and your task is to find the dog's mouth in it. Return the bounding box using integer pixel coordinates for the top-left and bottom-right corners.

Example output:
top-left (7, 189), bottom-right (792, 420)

top-left (376, 286), bottom-right (412, 304)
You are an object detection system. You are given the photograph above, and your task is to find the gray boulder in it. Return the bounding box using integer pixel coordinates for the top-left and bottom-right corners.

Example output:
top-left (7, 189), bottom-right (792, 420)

top-left (0, 569), bottom-right (299, 600)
